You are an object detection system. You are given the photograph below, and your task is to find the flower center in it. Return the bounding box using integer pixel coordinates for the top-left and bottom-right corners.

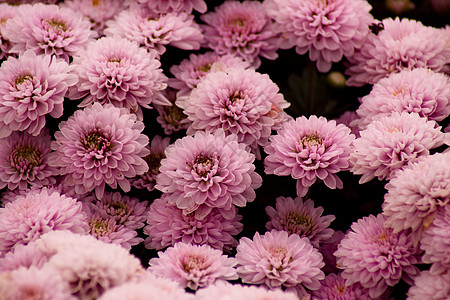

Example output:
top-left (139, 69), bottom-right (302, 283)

top-left (108, 57), bottom-right (122, 63)
top-left (301, 134), bottom-right (322, 147)
top-left (284, 212), bottom-right (313, 235)
top-left (110, 201), bottom-right (128, 217)
top-left (44, 18), bottom-right (68, 32)
top-left (193, 155), bottom-right (215, 177)
top-left (197, 64), bottom-right (212, 73)
top-left (163, 104), bottom-right (188, 126)
top-left (92, 0), bottom-right (100, 6)
top-left (14, 74), bottom-right (33, 87)
top-left (82, 131), bottom-right (111, 152)
top-left (230, 18), bottom-right (246, 27)
top-left (10, 144), bottom-right (41, 172)
top-left (270, 247), bottom-right (287, 260)
top-left (182, 255), bottom-right (205, 273)
top-left (386, 127), bottom-right (400, 134)
top-left (89, 216), bottom-right (116, 237)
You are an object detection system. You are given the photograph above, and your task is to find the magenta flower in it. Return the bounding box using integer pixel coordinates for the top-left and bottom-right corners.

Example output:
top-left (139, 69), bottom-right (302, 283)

top-left (144, 197), bottom-right (243, 252)
top-left (334, 214), bottom-right (419, 298)
top-left (355, 68), bottom-right (450, 130)
top-left (69, 36), bottom-right (169, 121)
top-left (264, 0), bottom-right (373, 72)
top-left (264, 115), bottom-right (355, 197)
top-left (148, 242), bottom-right (238, 290)
top-left (156, 129), bottom-right (262, 220)
top-left (137, 0), bottom-right (207, 13)
top-left (131, 135), bottom-right (171, 191)
top-left (0, 188), bottom-right (88, 254)
top-left (0, 130), bottom-right (58, 191)
top-left (265, 196), bottom-right (335, 248)
top-left (49, 103), bottom-right (150, 199)
top-left (105, 5), bottom-right (203, 56)
top-left (155, 88), bottom-right (191, 135)
top-left (0, 50), bottom-right (77, 138)
top-left (235, 230), bottom-right (325, 290)
top-left (201, 0), bottom-right (280, 68)
top-left (311, 273), bottom-right (371, 300)
top-left (178, 67), bottom-right (290, 158)
top-left (346, 17), bottom-right (450, 86)
top-left (0, 4), bottom-right (16, 60)
top-left (407, 270), bottom-right (450, 300)
top-left (350, 112), bottom-right (444, 183)
top-left (3, 3), bottom-right (95, 61)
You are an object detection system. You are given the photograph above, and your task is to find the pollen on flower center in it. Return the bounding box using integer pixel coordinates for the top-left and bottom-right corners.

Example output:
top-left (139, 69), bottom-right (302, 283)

top-left (10, 145), bottom-right (41, 170)
top-left (92, 0), bottom-right (100, 7)
top-left (108, 57), bottom-right (122, 63)
top-left (193, 155), bottom-right (215, 177)
top-left (82, 131), bottom-right (111, 152)
top-left (110, 201), bottom-right (128, 216)
top-left (285, 212), bottom-right (313, 234)
top-left (89, 216), bottom-right (115, 237)
top-left (270, 246), bottom-right (287, 260)
top-left (301, 134), bottom-right (322, 147)
top-left (197, 64), bottom-right (212, 73)
top-left (230, 18), bottom-right (246, 27)
top-left (14, 74), bottom-right (33, 87)
top-left (182, 255), bottom-right (206, 273)
top-left (44, 18), bottom-right (68, 32)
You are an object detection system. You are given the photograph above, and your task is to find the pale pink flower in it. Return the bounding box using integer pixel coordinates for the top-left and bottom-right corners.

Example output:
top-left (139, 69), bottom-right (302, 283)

top-left (407, 270), bottom-right (450, 300)
top-left (0, 3), bottom-right (17, 60)
top-left (0, 241), bottom-right (48, 272)
top-left (311, 273), bottom-right (371, 300)
top-left (137, 0), bottom-right (207, 13)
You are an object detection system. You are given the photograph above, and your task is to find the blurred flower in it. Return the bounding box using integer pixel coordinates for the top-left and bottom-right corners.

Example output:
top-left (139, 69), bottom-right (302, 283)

top-left (0, 241), bottom-right (48, 271)
top-left (235, 230), bottom-right (324, 290)
top-left (355, 68), bottom-right (450, 130)
top-left (155, 129), bottom-right (262, 220)
top-left (148, 242), bottom-right (238, 290)
top-left (264, 0), bottom-right (373, 72)
top-left (144, 197), bottom-right (243, 252)
top-left (318, 230), bottom-right (345, 274)
top-left (0, 130), bottom-right (58, 191)
top-left (385, 0), bottom-right (415, 15)
top-left (69, 36), bottom-right (168, 121)
top-left (0, 3), bottom-right (16, 60)
top-left (264, 115), bottom-right (355, 197)
top-left (137, 0), bottom-right (207, 13)
top-left (155, 88), bottom-right (191, 135)
top-left (0, 188), bottom-right (88, 254)
top-left (201, 0), bottom-right (279, 68)
top-left (334, 214), bottom-right (419, 298)
top-left (311, 273), bottom-right (371, 300)
top-left (334, 110), bottom-right (360, 137)
top-left (265, 196), bottom-right (335, 248)
top-left (3, 3), bottom-right (95, 61)
top-left (178, 67), bottom-right (290, 158)
top-left (350, 112), bottom-right (444, 183)
top-left (407, 270), bottom-right (450, 300)
top-left (346, 17), bottom-right (450, 86)
top-left (131, 135), bottom-right (171, 192)
top-left (0, 50), bottom-right (77, 138)
top-left (49, 103), bottom-right (149, 199)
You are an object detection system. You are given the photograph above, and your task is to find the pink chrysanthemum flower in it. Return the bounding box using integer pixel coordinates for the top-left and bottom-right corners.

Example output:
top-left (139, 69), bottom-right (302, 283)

top-left (0, 50), bottom-right (77, 138)
top-left (235, 230), bottom-right (325, 291)
top-left (264, 0), bottom-right (373, 72)
top-left (0, 4), bottom-right (16, 60)
top-left (49, 103), bottom-right (150, 199)
top-left (0, 266), bottom-right (75, 300)
top-left (407, 270), bottom-right (450, 300)
top-left (44, 233), bottom-right (144, 300)
top-left (155, 88), bottom-right (191, 135)
top-left (264, 115), bottom-right (355, 197)
top-left (156, 129), bottom-right (262, 220)
top-left (318, 230), bottom-right (345, 274)
top-left (355, 68), bottom-right (450, 130)
top-left (178, 67), bottom-right (290, 158)
top-left (144, 197), bottom-right (243, 252)
top-left (0, 241), bottom-right (49, 272)
top-left (421, 205), bottom-right (450, 275)
top-left (0, 188), bottom-right (88, 255)
top-left (148, 242), bottom-right (238, 291)
top-left (346, 17), bottom-right (450, 86)
top-left (0, 130), bottom-right (58, 191)
top-left (104, 5), bottom-right (203, 56)
top-left (136, 0), bottom-right (207, 13)
top-left (265, 196), bottom-right (335, 248)
top-left (201, 1), bottom-right (280, 68)
top-left (131, 135), bottom-right (171, 191)
top-left (382, 152), bottom-right (450, 244)
top-left (3, 3), bottom-right (95, 61)
top-left (350, 112), bottom-right (444, 183)
top-left (62, 0), bottom-right (126, 36)
top-left (69, 36), bottom-right (169, 121)
top-left (334, 214), bottom-right (419, 298)
top-left (311, 273), bottom-right (371, 300)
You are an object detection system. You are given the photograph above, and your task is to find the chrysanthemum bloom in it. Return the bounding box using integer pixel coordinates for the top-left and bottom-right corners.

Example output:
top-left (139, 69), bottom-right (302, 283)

top-left (355, 68), bottom-right (450, 130)
top-left (144, 197), bottom-right (243, 252)
top-left (351, 112), bottom-right (444, 183)
top-left (0, 130), bottom-right (58, 191)
top-left (420, 205), bottom-right (450, 275)
top-left (264, 115), bottom-right (355, 197)
top-left (334, 214), bottom-right (419, 298)
top-left (0, 4), bottom-right (16, 60)
top-left (62, 0), bottom-right (126, 36)
top-left (49, 103), bottom-right (150, 199)
top-left (131, 135), bottom-right (171, 191)
top-left (0, 50), bottom-right (77, 138)
top-left (69, 36), bottom-right (169, 121)
top-left (346, 17), bottom-right (450, 86)
top-left (265, 196), bottom-right (335, 248)
top-left (148, 242), bottom-right (238, 290)
top-left (104, 5), bottom-right (203, 56)
top-left (0, 241), bottom-right (49, 272)
top-left (318, 230), bottom-right (345, 274)
top-left (201, 1), bottom-right (280, 68)
top-left (44, 234), bottom-right (144, 300)
top-left (0, 266), bottom-right (75, 300)
top-left (156, 130), bottom-right (262, 220)
top-left (3, 3), bottom-right (95, 61)
top-left (334, 111), bottom-right (360, 137)
top-left (407, 270), bottom-right (450, 300)
top-left (264, 0), bottom-right (373, 72)
top-left (155, 88), bottom-right (191, 135)
top-left (235, 230), bottom-right (325, 291)
top-left (0, 188), bottom-right (88, 254)
top-left (136, 0), bottom-right (207, 13)
top-left (311, 273), bottom-right (371, 300)
top-left (178, 67), bottom-right (290, 158)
